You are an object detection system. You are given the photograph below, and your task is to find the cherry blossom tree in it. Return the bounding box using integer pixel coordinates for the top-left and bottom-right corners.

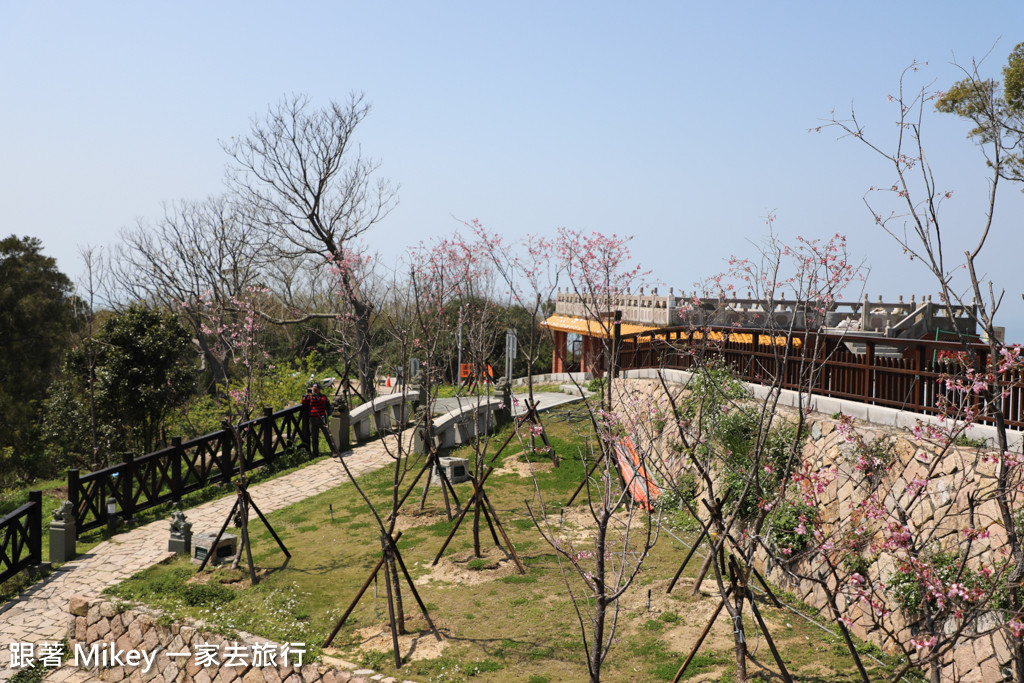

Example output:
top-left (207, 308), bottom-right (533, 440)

top-left (555, 228), bottom-right (649, 407)
top-left (467, 219), bottom-right (564, 402)
top-left (813, 52), bottom-right (1024, 681)
top-left (647, 225), bottom-right (866, 681)
top-left (500, 228), bottom-right (660, 683)
top-left (519, 379), bottom-right (663, 683)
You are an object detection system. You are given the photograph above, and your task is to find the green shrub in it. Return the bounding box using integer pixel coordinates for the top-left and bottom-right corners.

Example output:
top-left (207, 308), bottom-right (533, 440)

top-left (766, 495), bottom-right (818, 554)
top-left (679, 358), bottom-right (749, 419)
top-left (359, 650), bottom-right (388, 670)
top-left (181, 583), bottom-right (237, 607)
top-left (954, 434), bottom-right (987, 448)
top-left (9, 666), bottom-right (47, 683)
top-left (888, 550), bottom-right (986, 616)
top-left (843, 553), bottom-right (873, 578)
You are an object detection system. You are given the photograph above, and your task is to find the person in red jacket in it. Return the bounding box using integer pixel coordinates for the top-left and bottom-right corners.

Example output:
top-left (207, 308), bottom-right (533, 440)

top-left (302, 382), bottom-right (339, 457)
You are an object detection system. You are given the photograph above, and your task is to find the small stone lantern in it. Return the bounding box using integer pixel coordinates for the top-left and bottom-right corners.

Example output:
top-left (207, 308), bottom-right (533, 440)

top-left (168, 508), bottom-right (192, 555)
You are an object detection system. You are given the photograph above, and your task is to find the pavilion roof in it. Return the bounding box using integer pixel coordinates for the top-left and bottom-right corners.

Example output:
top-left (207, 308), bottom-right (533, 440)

top-left (540, 314), bottom-right (660, 339)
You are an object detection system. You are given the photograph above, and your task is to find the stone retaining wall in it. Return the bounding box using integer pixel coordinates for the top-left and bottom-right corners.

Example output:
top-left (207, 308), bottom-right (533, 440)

top-left (753, 415), bottom-right (1015, 682)
top-left (65, 596), bottom-right (414, 683)
top-left (616, 376), bottom-right (1018, 681)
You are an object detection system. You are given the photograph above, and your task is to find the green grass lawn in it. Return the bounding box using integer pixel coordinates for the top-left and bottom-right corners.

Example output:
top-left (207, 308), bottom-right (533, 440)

top-left (106, 407), bottom-right (895, 683)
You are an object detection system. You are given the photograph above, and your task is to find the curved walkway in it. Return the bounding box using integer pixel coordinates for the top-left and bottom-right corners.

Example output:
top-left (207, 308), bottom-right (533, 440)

top-left (0, 442), bottom-right (396, 683)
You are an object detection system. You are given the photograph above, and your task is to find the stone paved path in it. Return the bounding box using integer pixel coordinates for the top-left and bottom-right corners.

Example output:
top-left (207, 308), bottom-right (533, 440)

top-left (0, 441), bottom-right (396, 682)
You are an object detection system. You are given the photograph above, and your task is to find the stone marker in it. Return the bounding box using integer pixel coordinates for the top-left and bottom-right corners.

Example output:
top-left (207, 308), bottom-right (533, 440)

top-left (191, 532), bottom-right (237, 565)
top-left (49, 500), bottom-right (76, 563)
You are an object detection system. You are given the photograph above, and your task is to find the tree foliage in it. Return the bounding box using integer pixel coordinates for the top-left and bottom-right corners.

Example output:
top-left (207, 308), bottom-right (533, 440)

top-left (0, 235), bottom-right (76, 481)
top-left (936, 42), bottom-right (1024, 185)
top-left (93, 305), bottom-right (196, 454)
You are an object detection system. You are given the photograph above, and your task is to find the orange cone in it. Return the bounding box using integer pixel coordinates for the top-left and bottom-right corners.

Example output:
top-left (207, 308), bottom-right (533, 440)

top-left (386, 375), bottom-right (391, 387)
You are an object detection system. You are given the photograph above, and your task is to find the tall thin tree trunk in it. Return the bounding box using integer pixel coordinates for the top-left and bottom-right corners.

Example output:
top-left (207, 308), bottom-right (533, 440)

top-left (728, 594), bottom-right (748, 681)
top-left (355, 302), bottom-right (374, 400)
top-left (589, 519), bottom-right (609, 683)
top-left (388, 554), bottom-right (406, 635)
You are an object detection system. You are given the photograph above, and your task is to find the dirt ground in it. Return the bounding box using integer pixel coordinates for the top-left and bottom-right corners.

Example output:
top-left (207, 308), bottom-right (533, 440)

top-left (413, 546), bottom-right (521, 586)
top-left (494, 452), bottom-right (555, 478)
top-left (346, 624), bottom-right (450, 661)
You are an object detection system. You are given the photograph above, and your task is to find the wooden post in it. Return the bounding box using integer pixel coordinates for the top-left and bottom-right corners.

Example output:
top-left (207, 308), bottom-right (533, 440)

top-left (67, 469), bottom-right (80, 534)
top-left (220, 420), bottom-right (235, 482)
top-left (171, 437), bottom-right (183, 503)
top-left (121, 453), bottom-right (135, 521)
top-left (612, 310), bottom-right (622, 378)
top-left (263, 407), bottom-right (273, 461)
top-left (300, 403), bottom-right (311, 453)
top-left (914, 345), bottom-right (925, 410)
top-left (864, 339), bottom-right (875, 402)
top-left (28, 490), bottom-right (42, 566)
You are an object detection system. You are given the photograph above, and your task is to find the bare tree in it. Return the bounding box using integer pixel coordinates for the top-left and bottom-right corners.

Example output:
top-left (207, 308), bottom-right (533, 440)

top-left (224, 93), bottom-right (398, 399)
top-left (75, 245), bottom-right (110, 466)
top-left (112, 194), bottom-right (271, 388)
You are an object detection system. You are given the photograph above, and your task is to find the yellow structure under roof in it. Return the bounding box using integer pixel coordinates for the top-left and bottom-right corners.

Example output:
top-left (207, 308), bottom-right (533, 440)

top-left (542, 314), bottom-right (802, 347)
top-left (541, 314), bottom-right (660, 339)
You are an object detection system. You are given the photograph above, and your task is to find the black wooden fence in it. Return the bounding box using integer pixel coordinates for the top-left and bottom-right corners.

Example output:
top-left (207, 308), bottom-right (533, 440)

top-left (1, 404), bottom-right (311, 584)
top-left (0, 491), bottom-right (42, 584)
top-left (69, 405), bottom-right (309, 535)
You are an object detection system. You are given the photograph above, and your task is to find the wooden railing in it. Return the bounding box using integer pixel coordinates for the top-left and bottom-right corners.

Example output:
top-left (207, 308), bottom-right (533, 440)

top-left (618, 326), bottom-right (1024, 430)
top-left (0, 491), bottom-right (42, 584)
top-left (68, 405), bottom-right (307, 536)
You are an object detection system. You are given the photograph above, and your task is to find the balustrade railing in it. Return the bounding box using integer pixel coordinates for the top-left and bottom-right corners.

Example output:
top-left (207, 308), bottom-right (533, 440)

top-left (0, 491), bottom-right (42, 584)
top-left (618, 326), bottom-right (1024, 430)
top-left (68, 405), bottom-right (307, 536)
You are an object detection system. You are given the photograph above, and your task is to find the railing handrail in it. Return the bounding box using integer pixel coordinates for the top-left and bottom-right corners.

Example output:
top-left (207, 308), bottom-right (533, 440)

top-left (0, 491), bottom-right (42, 584)
top-left (620, 324), bottom-right (992, 350)
top-left (615, 324), bottom-right (1023, 430)
top-left (69, 404), bottom-right (308, 536)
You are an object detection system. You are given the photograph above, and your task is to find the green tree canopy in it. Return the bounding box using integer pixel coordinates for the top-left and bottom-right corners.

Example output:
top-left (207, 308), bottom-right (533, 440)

top-left (0, 235), bottom-right (75, 475)
top-left (936, 42), bottom-right (1024, 185)
top-left (95, 305), bottom-right (196, 454)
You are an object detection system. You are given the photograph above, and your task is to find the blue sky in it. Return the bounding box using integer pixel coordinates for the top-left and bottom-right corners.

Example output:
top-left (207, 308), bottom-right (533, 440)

top-left (3, 2), bottom-right (1023, 338)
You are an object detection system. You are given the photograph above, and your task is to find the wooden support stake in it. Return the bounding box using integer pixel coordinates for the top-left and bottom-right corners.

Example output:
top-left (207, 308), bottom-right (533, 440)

top-left (672, 587), bottom-right (732, 683)
top-left (323, 531), bottom-right (403, 647)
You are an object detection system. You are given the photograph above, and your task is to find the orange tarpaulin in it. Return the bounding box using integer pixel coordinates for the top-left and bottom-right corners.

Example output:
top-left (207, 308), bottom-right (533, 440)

top-left (613, 436), bottom-right (661, 511)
